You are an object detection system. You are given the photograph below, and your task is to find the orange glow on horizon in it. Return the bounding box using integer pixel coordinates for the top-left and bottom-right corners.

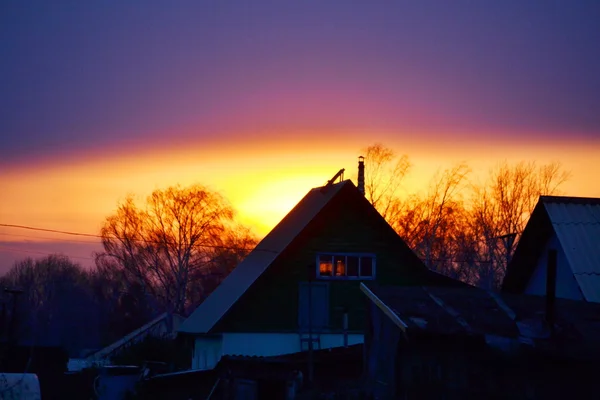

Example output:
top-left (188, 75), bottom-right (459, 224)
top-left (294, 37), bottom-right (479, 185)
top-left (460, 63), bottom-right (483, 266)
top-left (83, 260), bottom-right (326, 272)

top-left (1, 132), bottom-right (599, 258)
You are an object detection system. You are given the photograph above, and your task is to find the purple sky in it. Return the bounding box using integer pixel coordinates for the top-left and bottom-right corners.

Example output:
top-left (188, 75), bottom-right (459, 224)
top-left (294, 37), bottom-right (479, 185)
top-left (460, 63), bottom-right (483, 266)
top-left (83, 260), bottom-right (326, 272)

top-left (2, 1), bottom-right (600, 273)
top-left (2, 1), bottom-right (600, 167)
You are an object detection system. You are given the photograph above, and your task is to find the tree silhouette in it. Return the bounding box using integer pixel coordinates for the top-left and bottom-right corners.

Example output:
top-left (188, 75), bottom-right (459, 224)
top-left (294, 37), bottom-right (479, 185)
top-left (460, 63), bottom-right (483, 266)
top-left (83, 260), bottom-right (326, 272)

top-left (360, 143), bottom-right (411, 222)
top-left (0, 254), bottom-right (100, 354)
top-left (360, 143), bottom-right (570, 289)
top-left (96, 184), bottom-right (256, 314)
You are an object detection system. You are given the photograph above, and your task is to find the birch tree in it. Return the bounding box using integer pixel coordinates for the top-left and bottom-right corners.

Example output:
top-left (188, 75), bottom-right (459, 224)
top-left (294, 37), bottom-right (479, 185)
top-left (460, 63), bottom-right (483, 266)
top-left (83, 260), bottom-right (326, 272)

top-left (361, 143), bottom-right (411, 221)
top-left (394, 163), bottom-right (471, 277)
top-left (96, 184), bottom-right (250, 314)
top-left (471, 161), bottom-right (570, 288)
top-left (360, 142), bottom-right (570, 288)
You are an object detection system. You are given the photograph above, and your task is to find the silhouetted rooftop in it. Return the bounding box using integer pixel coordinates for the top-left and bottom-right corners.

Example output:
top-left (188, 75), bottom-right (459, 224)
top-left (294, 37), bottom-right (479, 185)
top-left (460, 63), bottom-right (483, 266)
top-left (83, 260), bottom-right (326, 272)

top-left (362, 283), bottom-right (600, 360)
top-left (179, 180), bottom-right (353, 334)
top-left (503, 195), bottom-right (600, 301)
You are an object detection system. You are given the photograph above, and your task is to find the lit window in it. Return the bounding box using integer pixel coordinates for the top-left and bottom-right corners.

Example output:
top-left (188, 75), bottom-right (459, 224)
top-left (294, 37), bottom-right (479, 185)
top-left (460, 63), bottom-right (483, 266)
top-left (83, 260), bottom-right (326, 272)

top-left (319, 255), bottom-right (333, 276)
top-left (334, 255), bottom-right (345, 276)
top-left (316, 253), bottom-right (376, 280)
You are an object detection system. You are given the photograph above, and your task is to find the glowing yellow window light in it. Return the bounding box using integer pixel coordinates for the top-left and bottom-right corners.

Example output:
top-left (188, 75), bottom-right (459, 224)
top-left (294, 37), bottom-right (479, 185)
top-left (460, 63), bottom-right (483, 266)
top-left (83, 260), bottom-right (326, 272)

top-left (319, 257), bottom-right (333, 276)
top-left (335, 258), bottom-right (345, 276)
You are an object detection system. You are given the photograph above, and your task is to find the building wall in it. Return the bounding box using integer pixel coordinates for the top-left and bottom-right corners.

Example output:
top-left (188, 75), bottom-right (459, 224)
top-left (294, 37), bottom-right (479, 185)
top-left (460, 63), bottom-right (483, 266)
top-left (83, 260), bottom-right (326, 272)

top-left (192, 335), bottom-right (222, 370)
top-left (524, 233), bottom-right (584, 301)
top-left (192, 332), bottom-right (363, 370)
top-left (364, 300), bottom-right (402, 398)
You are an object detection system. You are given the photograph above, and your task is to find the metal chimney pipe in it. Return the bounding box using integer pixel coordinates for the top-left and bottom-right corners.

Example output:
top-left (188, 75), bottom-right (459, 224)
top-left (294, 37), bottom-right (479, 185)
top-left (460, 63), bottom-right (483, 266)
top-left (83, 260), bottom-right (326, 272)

top-left (358, 156), bottom-right (365, 195)
top-left (546, 249), bottom-right (557, 330)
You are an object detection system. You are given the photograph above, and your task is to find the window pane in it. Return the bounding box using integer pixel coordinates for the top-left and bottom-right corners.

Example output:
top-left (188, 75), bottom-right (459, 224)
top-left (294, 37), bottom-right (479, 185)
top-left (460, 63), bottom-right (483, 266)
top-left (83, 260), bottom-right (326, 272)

top-left (360, 257), bottom-right (373, 277)
top-left (334, 255), bottom-right (345, 276)
top-left (319, 255), bottom-right (333, 276)
top-left (346, 256), bottom-right (359, 276)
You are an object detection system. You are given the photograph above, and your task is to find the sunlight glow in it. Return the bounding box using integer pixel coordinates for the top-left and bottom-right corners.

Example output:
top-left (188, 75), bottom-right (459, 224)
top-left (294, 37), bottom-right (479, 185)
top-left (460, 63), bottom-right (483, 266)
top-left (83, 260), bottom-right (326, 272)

top-left (1, 132), bottom-right (599, 269)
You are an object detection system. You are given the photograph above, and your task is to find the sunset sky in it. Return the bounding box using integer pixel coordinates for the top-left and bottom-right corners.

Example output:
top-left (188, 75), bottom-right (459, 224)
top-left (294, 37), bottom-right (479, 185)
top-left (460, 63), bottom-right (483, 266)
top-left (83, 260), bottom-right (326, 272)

top-left (1, 1), bottom-right (599, 272)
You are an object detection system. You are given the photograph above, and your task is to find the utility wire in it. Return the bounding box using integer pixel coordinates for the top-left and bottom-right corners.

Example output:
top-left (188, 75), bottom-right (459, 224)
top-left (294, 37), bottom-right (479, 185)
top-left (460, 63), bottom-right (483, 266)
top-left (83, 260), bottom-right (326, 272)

top-left (0, 232), bottom-right (101, 244)
top-left (0, 223), bottom-right (276, 253)
top-left (0, 224), bottom-right (100, 238)
top-left (0, 245), bottom-right (94, 260)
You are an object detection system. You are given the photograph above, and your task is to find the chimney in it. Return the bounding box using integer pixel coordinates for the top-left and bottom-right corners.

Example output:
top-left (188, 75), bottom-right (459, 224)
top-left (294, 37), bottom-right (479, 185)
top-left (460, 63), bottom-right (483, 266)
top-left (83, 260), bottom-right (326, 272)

top-left (358, 156), bottom-right (365, 195)
top-left (545, 249), bottom-right (557, 330)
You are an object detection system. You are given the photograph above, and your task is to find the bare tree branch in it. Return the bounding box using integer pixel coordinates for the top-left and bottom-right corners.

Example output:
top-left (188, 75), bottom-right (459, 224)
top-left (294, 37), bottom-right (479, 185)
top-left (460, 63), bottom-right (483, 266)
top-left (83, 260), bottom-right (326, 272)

top-left (96, 184), bottom-right (254, 314)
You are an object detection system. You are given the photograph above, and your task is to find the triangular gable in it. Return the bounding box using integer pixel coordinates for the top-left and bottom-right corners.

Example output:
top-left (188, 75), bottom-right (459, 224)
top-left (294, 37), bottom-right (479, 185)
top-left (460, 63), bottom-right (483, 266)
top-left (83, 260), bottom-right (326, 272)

top-left (503, 196), bottom-right (600, 301)
top-left (178, 180), bottom-right (352, 334)
top-left (502, 200), bottom-right (554, 293)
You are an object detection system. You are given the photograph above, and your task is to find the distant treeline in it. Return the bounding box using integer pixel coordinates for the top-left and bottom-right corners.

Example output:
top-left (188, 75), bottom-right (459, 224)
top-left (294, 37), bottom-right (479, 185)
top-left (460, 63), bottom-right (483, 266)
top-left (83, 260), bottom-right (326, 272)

top-left (1, 184), bottom-right (257, 356)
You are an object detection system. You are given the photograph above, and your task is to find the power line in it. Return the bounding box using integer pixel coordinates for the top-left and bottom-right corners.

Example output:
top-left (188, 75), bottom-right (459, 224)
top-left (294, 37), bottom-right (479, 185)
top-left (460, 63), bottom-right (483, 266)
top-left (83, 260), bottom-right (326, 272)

top-left (0, 245), bottom-right (94, 260)
top-left (0, 224), bottom-right (100, 238)
top-left (0, 232), bottom-right (101, 245)
top-left (0, 223), bottom-right (275, 253)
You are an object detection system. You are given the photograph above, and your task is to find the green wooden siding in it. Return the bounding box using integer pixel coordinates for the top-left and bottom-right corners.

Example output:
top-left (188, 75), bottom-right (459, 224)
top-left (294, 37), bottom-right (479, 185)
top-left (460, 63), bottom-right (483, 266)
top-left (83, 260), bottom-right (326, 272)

top-left (212, 183), bottom-right (446, 333)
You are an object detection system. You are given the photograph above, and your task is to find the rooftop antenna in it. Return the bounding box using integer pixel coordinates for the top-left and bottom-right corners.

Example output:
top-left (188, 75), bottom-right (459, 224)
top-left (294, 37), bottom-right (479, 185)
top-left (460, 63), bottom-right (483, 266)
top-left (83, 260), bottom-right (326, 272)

top-left (322, 169), bottom-right (345, 192)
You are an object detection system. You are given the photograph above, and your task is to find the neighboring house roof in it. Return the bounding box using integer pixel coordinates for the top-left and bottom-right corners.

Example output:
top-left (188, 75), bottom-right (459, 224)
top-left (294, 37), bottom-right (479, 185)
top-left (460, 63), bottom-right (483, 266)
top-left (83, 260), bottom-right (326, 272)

top-left (502, 196), bottom-right (600, 301)
top-left (178, 180), bottom-right (352, 334)
top-left (361, 283), bottom-right (600, 360)
top-left (85, 312), bottom-right (184, 362)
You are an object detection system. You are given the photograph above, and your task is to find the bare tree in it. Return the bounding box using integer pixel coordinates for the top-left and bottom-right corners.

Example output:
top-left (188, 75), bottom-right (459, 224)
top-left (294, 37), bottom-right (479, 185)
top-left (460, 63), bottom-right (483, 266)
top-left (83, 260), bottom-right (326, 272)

top-left (360, 142), bottom-right (571, 289)
top-left (361, 143), bottom-right (411, 221)
top-left (97, 184), bottom-right (255, 315)
top-left (393, 163), bottom-right (471, 277)
top-left (186, 224), bottom-right (258, 307)
top-left (470, 160), bottom-right (570, 289)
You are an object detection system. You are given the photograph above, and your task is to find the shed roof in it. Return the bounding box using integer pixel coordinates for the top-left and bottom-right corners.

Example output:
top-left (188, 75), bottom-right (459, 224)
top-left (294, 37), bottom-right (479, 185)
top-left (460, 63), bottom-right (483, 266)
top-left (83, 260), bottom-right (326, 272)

top-left (178, 180), bottom-right (352, 334)
top-left (361, 283), bottom-right (600, 359)
top-left (502, 196), bottom-right (600, 301)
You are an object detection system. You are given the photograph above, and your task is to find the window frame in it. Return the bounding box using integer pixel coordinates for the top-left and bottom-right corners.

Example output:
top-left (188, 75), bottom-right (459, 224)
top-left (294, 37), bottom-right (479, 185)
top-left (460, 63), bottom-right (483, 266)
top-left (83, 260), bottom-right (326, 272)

top-left (315, 252), bottom-right (377, 280)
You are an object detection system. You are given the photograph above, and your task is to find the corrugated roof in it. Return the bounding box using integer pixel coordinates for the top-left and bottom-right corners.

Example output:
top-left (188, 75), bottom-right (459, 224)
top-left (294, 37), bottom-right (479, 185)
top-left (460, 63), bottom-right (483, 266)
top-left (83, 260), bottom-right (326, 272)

top-left (543, 197), bottom-right (600, 302)
top-left (178, 180), bottom-right (352, 334)
top-left (361, 284), bottom-right (518, 338)
top-left (503, 196), bottom-right (600, 300)
top-left (362, 283), bottom-right (600, 359)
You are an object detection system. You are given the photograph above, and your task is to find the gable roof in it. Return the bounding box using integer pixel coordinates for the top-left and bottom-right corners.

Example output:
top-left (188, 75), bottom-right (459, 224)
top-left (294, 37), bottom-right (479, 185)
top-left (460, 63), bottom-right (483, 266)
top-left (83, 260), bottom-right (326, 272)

top-left (502, 196), bottom-right (600, 301)
top-left (178, 180), bottom-right (354, 334)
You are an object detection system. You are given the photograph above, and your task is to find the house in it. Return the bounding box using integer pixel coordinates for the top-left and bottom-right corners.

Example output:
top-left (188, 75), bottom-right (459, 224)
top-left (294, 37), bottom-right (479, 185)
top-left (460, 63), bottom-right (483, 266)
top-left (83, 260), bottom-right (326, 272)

top-left (502, 195), bottom-right (600, 302)
top-left (178, 159), bottom-right (458, 371)
top-left (361, 282), bottom-right (600, 399)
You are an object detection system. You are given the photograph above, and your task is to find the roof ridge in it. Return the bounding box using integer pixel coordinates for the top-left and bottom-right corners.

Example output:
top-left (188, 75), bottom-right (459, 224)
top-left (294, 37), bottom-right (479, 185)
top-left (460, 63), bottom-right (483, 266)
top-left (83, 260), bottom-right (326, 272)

top-left (541, 195), bottom-right (600, 205)
top-left (552, 221), bottom-right (600, 225)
